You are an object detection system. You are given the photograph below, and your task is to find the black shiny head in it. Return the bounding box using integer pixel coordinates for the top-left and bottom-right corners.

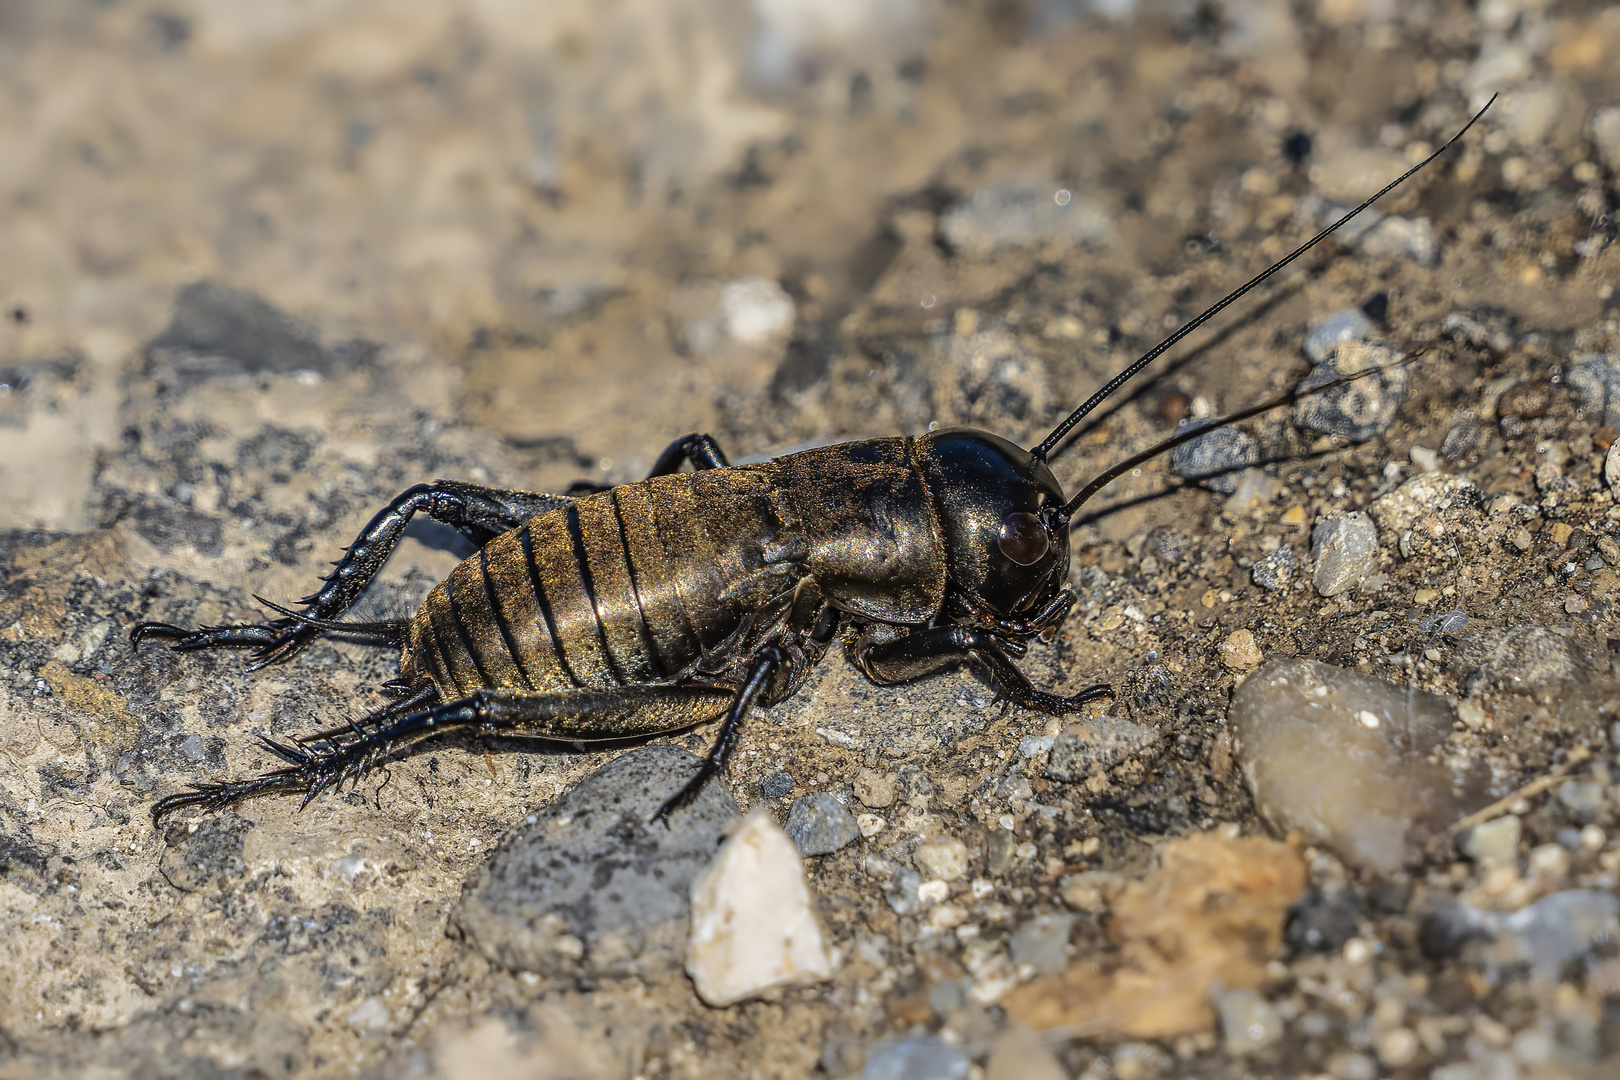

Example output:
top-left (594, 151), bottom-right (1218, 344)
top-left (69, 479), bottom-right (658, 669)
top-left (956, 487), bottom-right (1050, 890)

top-left (915, 429), bottom-right (1069, 616)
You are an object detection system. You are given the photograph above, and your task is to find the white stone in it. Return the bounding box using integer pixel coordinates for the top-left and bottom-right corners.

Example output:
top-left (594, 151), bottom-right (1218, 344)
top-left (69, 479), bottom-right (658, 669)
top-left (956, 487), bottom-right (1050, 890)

top-left (685, 808), bottom-right (832, 1007)
top-left (1593, 106), bottom-right (1620, 172)
top-left (913, 836), bottom-right (970, 881)
top-left (719, 276), bottom-right (795, 345)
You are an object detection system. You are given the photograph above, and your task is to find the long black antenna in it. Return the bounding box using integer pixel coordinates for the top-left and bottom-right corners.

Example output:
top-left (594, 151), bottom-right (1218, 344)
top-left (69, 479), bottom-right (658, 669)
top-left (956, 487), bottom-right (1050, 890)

top-left (1030, 94), bottom-right (1496, 464)
top-left (1056, 356), bottom-right (1419, 519)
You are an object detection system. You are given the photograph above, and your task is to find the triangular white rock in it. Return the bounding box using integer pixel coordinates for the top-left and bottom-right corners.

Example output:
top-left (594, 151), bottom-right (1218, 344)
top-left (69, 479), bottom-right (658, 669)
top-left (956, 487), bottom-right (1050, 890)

top-left (686, 807), bottom-right (833, 1006)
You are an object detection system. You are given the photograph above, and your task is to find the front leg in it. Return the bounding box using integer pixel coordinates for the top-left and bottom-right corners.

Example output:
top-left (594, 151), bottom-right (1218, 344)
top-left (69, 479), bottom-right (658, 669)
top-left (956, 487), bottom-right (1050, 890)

top-left (856, 625), bottom-right (1110, 714)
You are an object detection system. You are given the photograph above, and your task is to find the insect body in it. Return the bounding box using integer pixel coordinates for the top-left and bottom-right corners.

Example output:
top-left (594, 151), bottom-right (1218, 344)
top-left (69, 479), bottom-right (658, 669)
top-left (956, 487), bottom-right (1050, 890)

top-left (135, 103), bottom-right (1492, 824)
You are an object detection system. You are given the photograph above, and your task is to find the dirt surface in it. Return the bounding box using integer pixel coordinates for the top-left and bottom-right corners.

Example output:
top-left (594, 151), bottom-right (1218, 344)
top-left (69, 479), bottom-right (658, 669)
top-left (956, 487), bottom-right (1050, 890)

top-left (3, 1), bottom-right (1620, 1077)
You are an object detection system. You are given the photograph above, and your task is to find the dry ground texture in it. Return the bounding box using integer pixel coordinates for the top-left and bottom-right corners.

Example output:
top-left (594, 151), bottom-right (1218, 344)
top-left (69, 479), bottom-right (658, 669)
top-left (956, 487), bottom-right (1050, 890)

top-left (2, 0), bottom-right (1620, 1077)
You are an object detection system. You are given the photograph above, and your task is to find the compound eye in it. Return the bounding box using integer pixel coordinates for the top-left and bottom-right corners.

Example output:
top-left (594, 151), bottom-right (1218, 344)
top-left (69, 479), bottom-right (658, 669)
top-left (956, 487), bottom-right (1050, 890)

top-left (997, 511), bottom-right (1049, 566)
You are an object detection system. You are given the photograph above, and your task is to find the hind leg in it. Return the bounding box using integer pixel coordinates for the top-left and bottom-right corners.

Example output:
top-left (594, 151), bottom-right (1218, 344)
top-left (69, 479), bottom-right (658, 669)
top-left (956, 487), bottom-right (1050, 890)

top-left (151, 683), bottom-right (737, 822)
top-left (132, 480), bottom-right (573, 668)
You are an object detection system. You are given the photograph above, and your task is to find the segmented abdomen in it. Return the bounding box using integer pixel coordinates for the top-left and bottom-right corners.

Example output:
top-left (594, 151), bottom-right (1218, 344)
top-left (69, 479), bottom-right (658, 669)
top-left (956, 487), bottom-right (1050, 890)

top-left (405, 469), bottom-right (785, 696)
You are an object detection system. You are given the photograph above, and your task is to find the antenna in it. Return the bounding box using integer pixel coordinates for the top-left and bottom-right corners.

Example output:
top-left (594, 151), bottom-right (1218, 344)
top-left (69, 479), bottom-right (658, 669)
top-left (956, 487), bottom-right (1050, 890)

top-left (1030, 94), bottom-right (1497, 465)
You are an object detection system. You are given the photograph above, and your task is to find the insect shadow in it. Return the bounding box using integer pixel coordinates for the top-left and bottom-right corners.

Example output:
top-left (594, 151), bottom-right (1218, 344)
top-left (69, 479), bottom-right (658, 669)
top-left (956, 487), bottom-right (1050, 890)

top-left (132, 99), bottom-right (1496, 827)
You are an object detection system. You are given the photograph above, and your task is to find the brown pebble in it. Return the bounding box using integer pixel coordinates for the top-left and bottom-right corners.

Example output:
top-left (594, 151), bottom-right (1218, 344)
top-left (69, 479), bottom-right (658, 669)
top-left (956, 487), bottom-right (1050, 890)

top-left (1159, 390), bottom-right (1192, 427)
top-left (1497, 379), bottom-right (1552, 419)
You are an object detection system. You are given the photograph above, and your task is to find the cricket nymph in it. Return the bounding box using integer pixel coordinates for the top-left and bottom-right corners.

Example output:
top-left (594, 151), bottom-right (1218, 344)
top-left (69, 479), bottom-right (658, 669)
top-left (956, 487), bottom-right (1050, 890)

top-left (133, 100), bottom-right (1493, 826)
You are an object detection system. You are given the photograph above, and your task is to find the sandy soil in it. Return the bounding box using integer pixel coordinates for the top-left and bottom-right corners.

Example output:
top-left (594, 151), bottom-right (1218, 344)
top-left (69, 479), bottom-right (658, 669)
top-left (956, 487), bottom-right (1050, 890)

top-left (2, 1), bottom-right (1620, 1077)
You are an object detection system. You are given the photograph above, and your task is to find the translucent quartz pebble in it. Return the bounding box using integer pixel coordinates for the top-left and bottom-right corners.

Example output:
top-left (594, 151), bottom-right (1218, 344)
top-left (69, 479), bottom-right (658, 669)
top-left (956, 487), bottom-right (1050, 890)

top-left (1229, 658), bottom-right (1471, 872)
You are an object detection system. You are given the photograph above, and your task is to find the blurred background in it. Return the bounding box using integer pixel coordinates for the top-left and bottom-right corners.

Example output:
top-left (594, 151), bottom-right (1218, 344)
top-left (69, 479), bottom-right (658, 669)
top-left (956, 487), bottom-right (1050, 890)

top-left (2, 0), bottom-right (1612, 532)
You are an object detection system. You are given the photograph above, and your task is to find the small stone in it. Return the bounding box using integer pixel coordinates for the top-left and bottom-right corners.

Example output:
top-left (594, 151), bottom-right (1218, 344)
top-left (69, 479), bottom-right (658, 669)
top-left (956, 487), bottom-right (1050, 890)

top-left (1229, 658), bottom-right (1469, 872)
top-left (857, 813), bottom-right (885, 838)
top-left (985, 1024), bottom-right (1066, 1080)
top-left (1061, 870), bottom-right (1125, 914)
top-left (885, 870), bottom-right (924, 914)
top-left (1375, 1028), bottom-right (1419, 1069)
top-left (1580, 824), bottom-right (1606, 851)
top-left (1510, 528), bottom-right (1534, 552)
top-left (1466, 626), bottom-right (1592, 692)
top-left (1497, 379), bottom-right (1553, 419)
top-left (1221, 629), bottom-right (1263, 671)
top-left (1557, 781), bottom-right (1606, 823)
top-left (1368, 473), bottom-right (1484, 536)
top-left (1217, 987), bottom-right (1284, 1055)
top-left (1285, 888), bottom-right (1361, 953)
top-left (1293, 311), bottom-right (1408, 443)
top-left (453, 746), bottom-right (738, 978)
top-left (686, 807), bottom-right (832, 1007)
top-left (345, 996), bottom-right (391, 1036)
top-left (862, 1034), bottom-right (970, 1080)
top-left (784, 792), bottom-right (860, 856)
top-left (1599, 536), bottom-right (1620, 566)
top-left (1460, 815), bottom-right (1521, 864)
top-left (761, 771), bottom-right (795, 798)
top-left (940, 174), bottom-right (1113, 257)
top-left (1456, 699), bottom-right (1487, 729)
top-left (1568, 352), bottom-right (1620, 428)
top-left (1171, 419), bottom-right (1260, 495)
top-left (986, 830), bottom-right (1017, 876)
top-left (913, 836), bottom-right (970, 881)
top-left (1441, 421), bottom-right (1487, 460)
top-left (1302, 309), bottom-right (1376, 363)
top-left (1009, 912), bottom-right (1073, 975)
top-left (1549, 521), bottom-right (1574, 547)
top-left (1468, 889), bottom-right (1620, 980)
top-left (1409, 445), bottom-right (1440, 473)
top-left (1310, 512), bottom-right (1379, 597)
top-left (719, 276), bottom-right (795, 345)
top-left (1045, 718), bottom-right (1159, 781)
top-left (853, 768), bottom-right (898, 808)
top-left (1607, 440), bottom-right (1620, 490)
top-left (1593, 106), bottom-right (1620, 172)
top-left (1250, 546), bottom-right (1299, 591)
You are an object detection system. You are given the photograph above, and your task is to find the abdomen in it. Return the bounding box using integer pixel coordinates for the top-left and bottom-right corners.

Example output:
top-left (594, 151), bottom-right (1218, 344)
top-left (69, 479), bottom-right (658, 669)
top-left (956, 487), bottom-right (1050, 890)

top-left (404, 469), bottom-right (788, 696)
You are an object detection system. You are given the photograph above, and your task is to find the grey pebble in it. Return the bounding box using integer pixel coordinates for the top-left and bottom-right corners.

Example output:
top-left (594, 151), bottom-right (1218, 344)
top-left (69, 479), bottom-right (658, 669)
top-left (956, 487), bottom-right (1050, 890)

top-left (1303, 309), bottom-right (1377, 363)
top-left (986, 830), bottom-right (1018, 876)
top-left (1171, 419), bottom-right (1259, 494)
top-left (1217, 988), bottom-right (1285, 1056)
top-left (884, 869), bottom-right (925, 915)
top-left (1566, 352), bottom-right (1620, 428)
top-left (1009, 912), bottom-right (1073, 975)
top-left (762, 771), bottom-right (795, 798)
top-left (1045, 718), bottom-right (1159, 782)
top-left (1284, 888), bottom-right (1362, 953)
top-left (1459, 815), bottom-right (1521, 864)
top-left (1463, 626), bottom-right (1592, 694)
top-left (1292, 309), bottom-right (1408, 443)
top-left (862, 1035), bottom-right (970, 1080)
top-left (1251, 546), bottom-right (1300, 591)
top-left (147, 280), bottom-right (339, 379)
top-left (1558, 781), bottom-right (1607, 823)
top-left (452, 745), bottom-right (738, 979)
top-left (939, 174), bottom-right (1112, 256)
top-left (1310, 512), bottom-right (1379, 597)
top-left (1289, 344), bottom-right (1406, 440)
top-left (784, 792), bottom-right (860, 856)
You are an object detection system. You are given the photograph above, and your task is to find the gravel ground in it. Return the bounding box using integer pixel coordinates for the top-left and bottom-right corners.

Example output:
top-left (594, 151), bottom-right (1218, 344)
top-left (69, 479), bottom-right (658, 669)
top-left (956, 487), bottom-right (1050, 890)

top-left (2, 1), bottom-right (1620, 1078)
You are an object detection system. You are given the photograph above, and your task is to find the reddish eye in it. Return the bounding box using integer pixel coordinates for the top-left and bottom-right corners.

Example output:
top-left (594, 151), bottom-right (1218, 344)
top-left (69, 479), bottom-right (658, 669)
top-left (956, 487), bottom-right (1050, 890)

top-left (997, 511), bottom-right (1049, 565)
